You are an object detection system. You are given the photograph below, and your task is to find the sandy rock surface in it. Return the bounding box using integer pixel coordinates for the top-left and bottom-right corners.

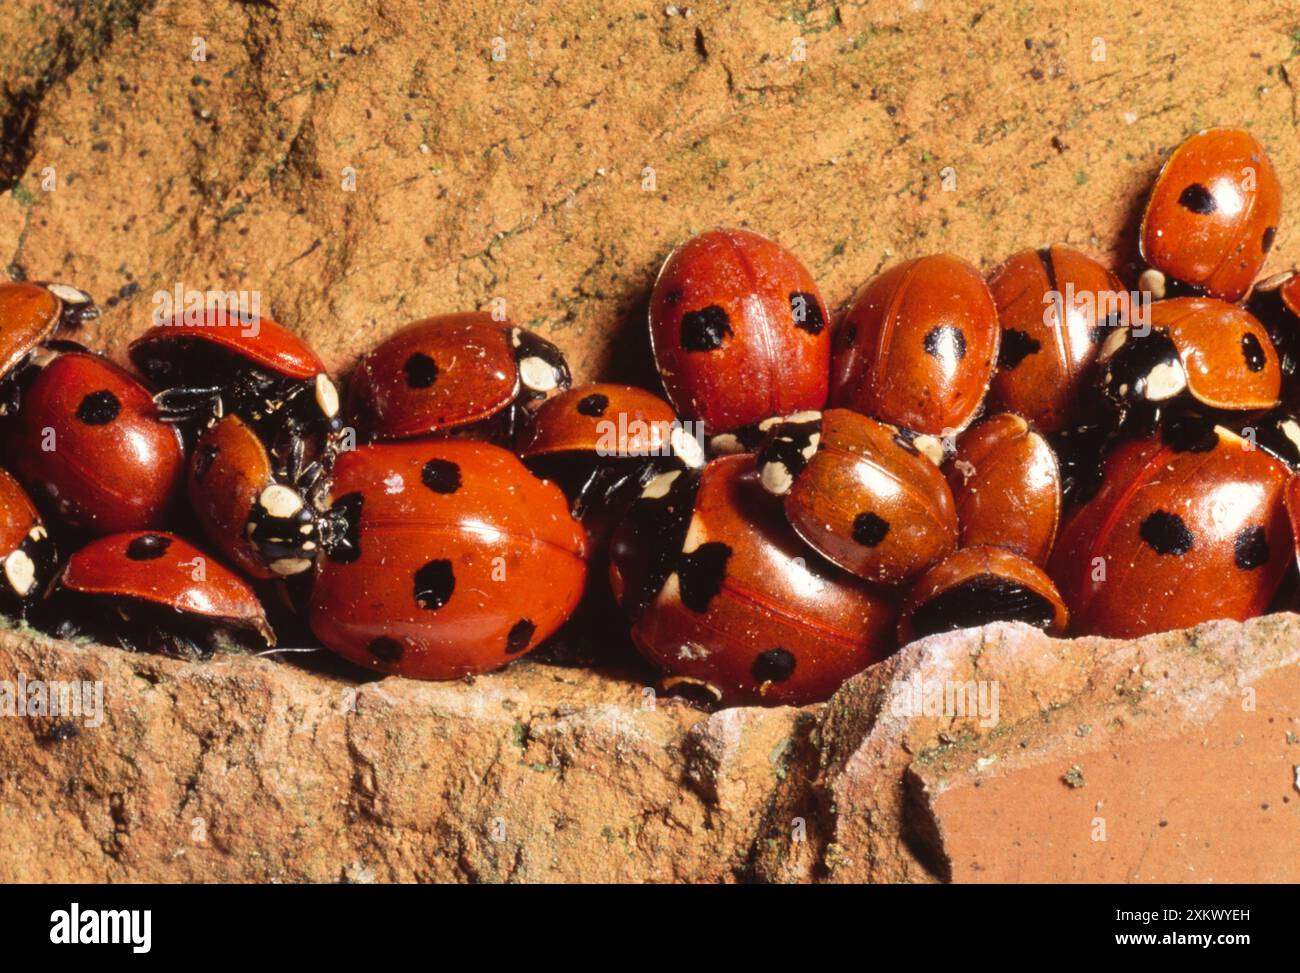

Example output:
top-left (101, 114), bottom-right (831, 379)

top-left (3, 0), bottom-right (1300, 881)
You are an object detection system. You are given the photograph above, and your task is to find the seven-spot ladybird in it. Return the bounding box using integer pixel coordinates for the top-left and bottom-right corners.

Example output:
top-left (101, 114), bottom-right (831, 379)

top-left (1097, 297), bottom-right (1280, 428)
top-left (0, 280), bottom-right (97, 415)
top-left (830, 254), bottom-right (1000, 455)
top-left (0, 466), bottom-right (56, 616)
top-left (987, 245), bottom-right (1126, 433)
top-left (898, 545), bottom-right (1069, 645)
top-left (1139, 127), bottom-right (1282, 303)
top-left (608, 455), bottom-right (898, 706)
top-left (188, 414), bottom-right (326, 579)
top-left (346, 313), bottom-right (571, 442)
top-left (649, 228), bottom-right (830, 436)
top-left (45, 531), bottom-right (273, 657)
top-left (129, 309), bottom-right (342, 458)
top-left (518, 383), bottom-right (705, 518)
top-left (946, 413), bottom-right (1061, 565)
top-left (1048, 419), bottom-right (1291, 639)
top-left (754, 409), bottom-right (958, 584)
top-left (7, 350), bottom-right (185, 535)
top-left (309, 440), bottom-right (588, 680)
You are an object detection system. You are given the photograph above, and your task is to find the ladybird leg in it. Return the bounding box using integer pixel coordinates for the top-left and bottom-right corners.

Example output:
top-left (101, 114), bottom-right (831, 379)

top-left (153, 385), bottom-right (222, 422)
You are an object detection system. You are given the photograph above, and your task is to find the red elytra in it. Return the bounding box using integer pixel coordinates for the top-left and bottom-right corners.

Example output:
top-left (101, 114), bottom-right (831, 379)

top-left (830, 254), bottom-right (1000, 440)
top-left (57, 531), bottom-right (272, 643)
top-left (7, 351), bottom-right (184, 534)
top-left (0, 466), bottom-right (55, 611)
top-left (518, 383), bottom-right (684, 460)
top-left (1139, 127), bottom-right (1282, 303)
top-left (1048, 422), bottom-right (1291, 639)
top-left (309, 440), bottom-right (588, 680)
top-left (649, 228), bottom-right (830, 434)
top-left (608, 455), bottom-right (898, 707)
top-left (0, 281), bottom-right (61, 381)
top-left (129, 308), bottom-right (326, 382)
top-left (346, 313), bottom-right (571, 441)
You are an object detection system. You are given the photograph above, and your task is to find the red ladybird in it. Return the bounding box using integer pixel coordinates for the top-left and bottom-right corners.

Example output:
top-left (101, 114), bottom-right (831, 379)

top-left (1139, 127), bottom-right (1282, 302)
top-left (0, 466), bottom-right (57, 617)
top-left (309, 440), bottom-right (588, 680)
top-left (608, 455), bottom-right (898, 706)
top-left (0, 280), bottom-right (97, 415)
top-left (986, 245), bottom-right (1127, 433)
top-left (649, 228), bottom-right (830, 436)
top-left (7, 350), bottom-right (185, 534)
top-left (188, 415), bottom-right (325, 579)
top-left (129, 308), bottom-right (342, 458)
top-left (830, 254), bottom-right (1000, 454)
top-left (46, 531), bottom-right (273, 656)
top-left (346, 313), bottom-right (571, 442)
top-left (1049, 418), bottom-right (1291, 639)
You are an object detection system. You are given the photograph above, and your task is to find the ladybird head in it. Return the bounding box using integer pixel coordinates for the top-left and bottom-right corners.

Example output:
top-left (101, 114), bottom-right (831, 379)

top-left (249, 483), bottom-right (319, 576)
top-left (511, 327), bottom-right (572, 400)
top-left (1098, 327), bottom-right (1185, 408)
top-left (754, 411), bottom-right (824, 497)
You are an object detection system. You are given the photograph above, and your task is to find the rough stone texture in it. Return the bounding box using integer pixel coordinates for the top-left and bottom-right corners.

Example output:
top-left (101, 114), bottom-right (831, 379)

top-left (4, 1), bottom-right (1300, 881)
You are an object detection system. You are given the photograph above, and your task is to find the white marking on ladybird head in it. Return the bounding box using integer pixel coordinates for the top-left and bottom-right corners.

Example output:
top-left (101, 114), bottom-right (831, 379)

top-left (802, 431), bottom-right (821, 460)
top-left (259, 484), bottom-right (305, 519)
top-left (1144, 361), bottom-right (1187, 401)
top-left (641, 470), bottom-right (681, 499)
top-left (912, 433), bottom-right (946, 467)
top-left (28, 525), bottom-right (47, 542)
top-left (1138, 268), bottom-right (1167, 301)
top-left (1282, 419), bottom-right (1300, 454)
top-left (759, 459), bottom-right (795, 496)
top-left (518, 356), bottom-right (560, 393)
top-left (46, 282), bottom-right (91, 305)
top-left (669, 426), bottom-right (706, 469)
top-left (269, 557), bottom-right (313, 577)
top-left (708, 433), bottom-right (742, 455)
top-left (315, 374), bottom-right (340, 419)
top-left (681, 512), bottom-right (708, 555)
top-left (784, 410), bottom-right (823, 425)
top-left (1099, 327), bottom-right (1128, 363)
top-left (509, 327), bottom-right (524, 348)
top-left (4, 549), bottom-right (37, 598)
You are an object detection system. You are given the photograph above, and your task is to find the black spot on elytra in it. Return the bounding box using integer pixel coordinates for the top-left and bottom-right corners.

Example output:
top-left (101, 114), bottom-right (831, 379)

top-left (663, 289), bottom-right (683, 306)
top-left (1178, 183), bottom-right (1217, 214)
top-left (1234, 526), bottom-right (1269, 570)
top-left (752, 648), bottom-right (796, 684)
top-left (852, 512), bottom-right (890, 547)
top-left (998, 329), bottom-right (1042, 369)
top-left (1262, 226), bottom-right (1277, 253)
top-left (421, 458), bottom-right (462, 494)
top-left (790, 292), bottom-right (826, 335)
top-left (193, 442), bottom-right (219, 479)
top-left (680, 305), bottom-right (733, 352)
top-left (1160, 414), bottom-right (1220, 453)
top-left (1139, 510), bottom-right (1194, 556)
top-left (413, 559), bottom-right (455, 610)
top-left (677, 541), bottom-right (731, 612)
top-left (125, 534), bottom-right (171, 560)
top-left (403, 352), bottom-right (439, 388)
top-left (577, 393), bottom-right (609, 417)
top-left (923, 324), bottom-right (966, 361)
top-left (367, 637), bottom-right (403, 662)
top-left (76, 390), bottom-right (120, 425)
top-left (505, 618), bottom-right (536, 654)
top-left (907, 574), bottom-right (1057, 641)
top-left (1242, 332), bottom-right (1266, 372)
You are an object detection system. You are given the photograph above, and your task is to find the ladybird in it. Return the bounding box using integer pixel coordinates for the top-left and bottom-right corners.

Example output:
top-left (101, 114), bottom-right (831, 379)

top-left (1249, 269), bottom-right (1300, 395)
top-left (830, 254), bottom-right (999, 454)
top-left (608, 455), bottom-right (898, 707)
top-left (0, 280), bottom-right (97, 415)
top-left (0, 466), bottom-right (57, 617)
top-left (518, 383), bottom-right (704, 518)
top-left (945, 413), bottom-right (1061, 566)
top-left (1048, 419), bottom-right (1291, 639)
top-left (346, 313), bottom-right (571, 442)
top-left (1097, 298), bottom-right (1280, 427)
top-left (649, 228), bottom-right (830, 436)
top-left (129, 308), bottom-right (342, 457)
top-left (188, 414), bottom-right (327, 579)
top-left (1139, 127), bottom-right (1282, 303)
top-left (898, 546), bottom-right (1068, 645)
top-left (7, 350), bottom-right (184, 534)
top-left (45, 531), bottom-right (273, 657)
top-left (309, 440), bottom-right (588, 680)
top-left (754, 409), bottom-right (958, 584)
top-left (987, 245), bottom-right (1126, 432)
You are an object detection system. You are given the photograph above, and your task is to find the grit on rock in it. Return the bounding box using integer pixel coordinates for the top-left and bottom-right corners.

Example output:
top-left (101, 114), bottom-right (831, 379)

top-left (3, 0), bottom-right (1300, 881)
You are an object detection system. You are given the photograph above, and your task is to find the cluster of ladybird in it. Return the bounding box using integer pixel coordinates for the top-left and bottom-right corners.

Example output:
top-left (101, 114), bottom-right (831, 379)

top-left (2, 125), bottom-right (1299, 708)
